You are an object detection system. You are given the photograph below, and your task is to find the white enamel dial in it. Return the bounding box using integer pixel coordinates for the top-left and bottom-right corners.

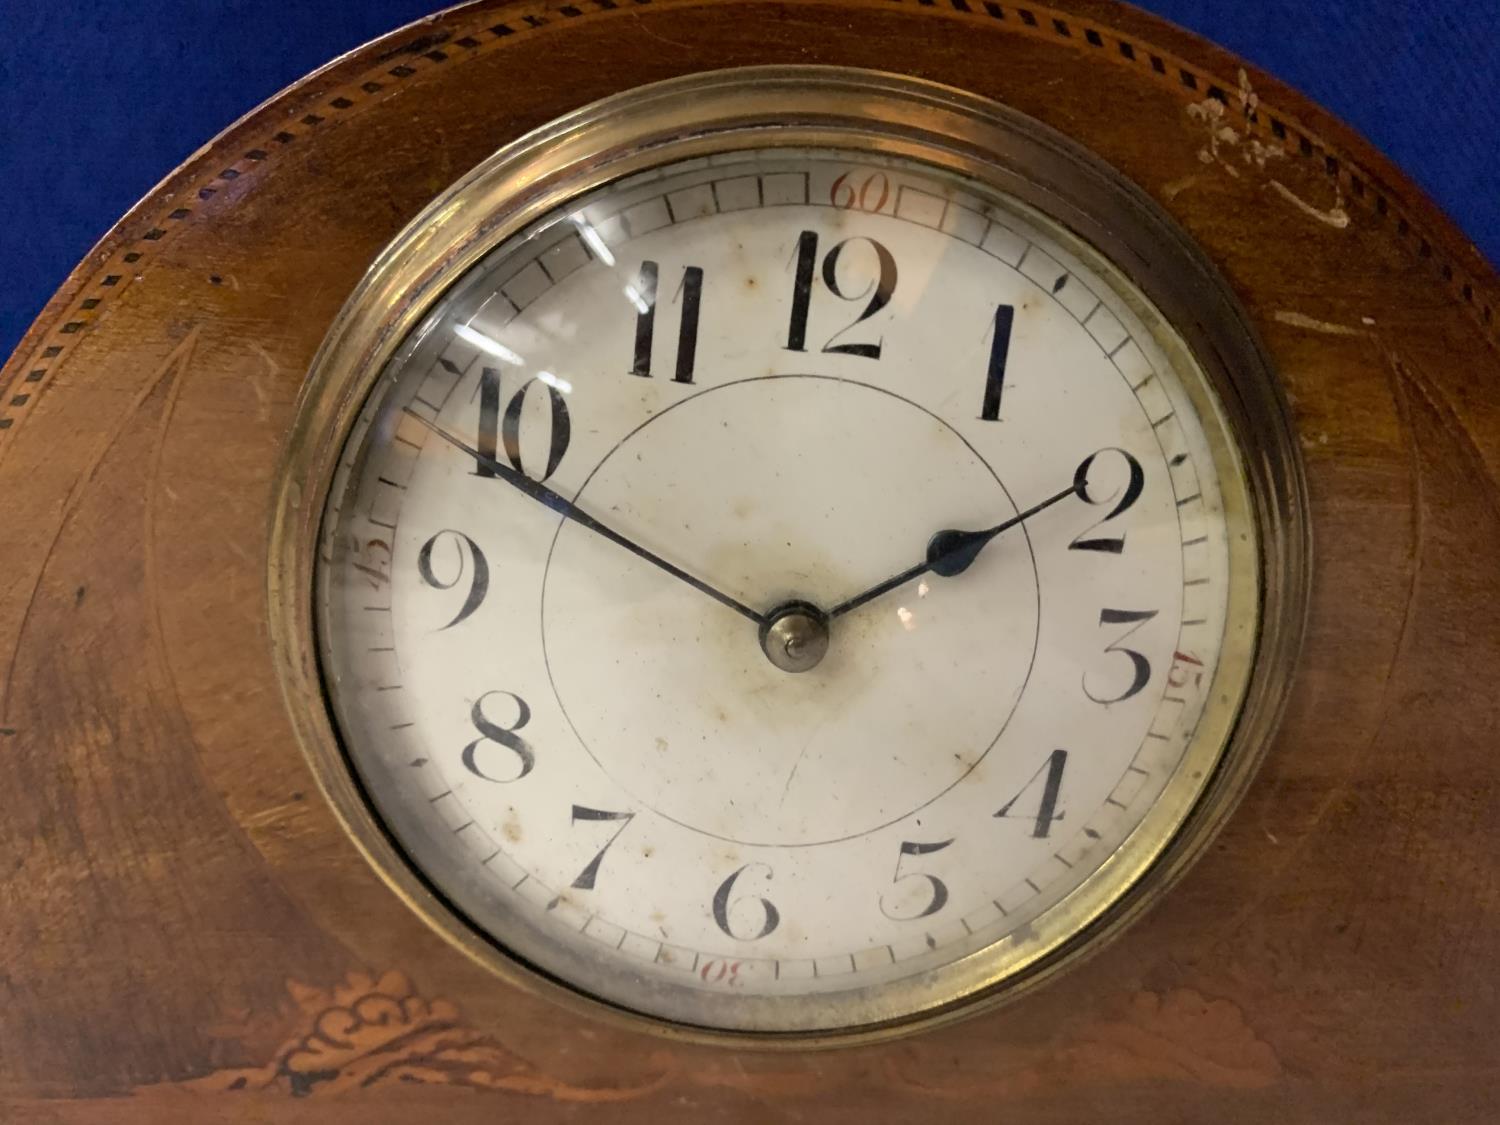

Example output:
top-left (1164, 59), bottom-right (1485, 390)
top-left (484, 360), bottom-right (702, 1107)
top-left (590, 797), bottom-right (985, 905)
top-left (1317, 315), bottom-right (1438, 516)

top-left (316, 146), bottom-right (1259, 1034)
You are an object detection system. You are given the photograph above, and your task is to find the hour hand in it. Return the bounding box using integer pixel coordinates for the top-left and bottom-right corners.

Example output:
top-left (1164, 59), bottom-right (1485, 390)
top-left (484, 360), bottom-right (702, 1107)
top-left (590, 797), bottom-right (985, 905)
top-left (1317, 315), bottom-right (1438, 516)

top-left (827, 480), bottom-right (1081, 619)
top-left (405, 409), bottom-right (766, 626)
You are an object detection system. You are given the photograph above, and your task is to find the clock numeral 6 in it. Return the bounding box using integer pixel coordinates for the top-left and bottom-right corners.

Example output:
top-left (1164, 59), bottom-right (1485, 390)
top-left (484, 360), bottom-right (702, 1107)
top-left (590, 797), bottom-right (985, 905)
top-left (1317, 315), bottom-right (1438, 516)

top-left (785, 230), bottom-right (898, 360)
top-left (473, 365), bottom-right (571, 484)
top-left (880, 838), bottom-right (955, 921)
top-left (712, 862), bottom-right (780, 942)
top-left (417, 529), bottom-right (490, 630)
top-left (460, 691), bottom-right (534, 783)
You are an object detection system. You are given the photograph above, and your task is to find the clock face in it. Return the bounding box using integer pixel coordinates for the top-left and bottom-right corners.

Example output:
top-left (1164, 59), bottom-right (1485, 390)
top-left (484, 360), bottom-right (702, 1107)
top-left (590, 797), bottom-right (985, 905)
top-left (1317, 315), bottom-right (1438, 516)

top-left (314, 142), bottom-right (1261, 1034)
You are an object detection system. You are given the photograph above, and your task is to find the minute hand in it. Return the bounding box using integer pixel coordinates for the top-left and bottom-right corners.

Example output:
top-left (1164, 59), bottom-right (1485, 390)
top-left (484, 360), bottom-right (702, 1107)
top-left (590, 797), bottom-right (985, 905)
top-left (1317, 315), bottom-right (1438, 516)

top-left (405, 409), bottom-right (765, 626)
top-left (827, 481), bottom-right (1081, 620)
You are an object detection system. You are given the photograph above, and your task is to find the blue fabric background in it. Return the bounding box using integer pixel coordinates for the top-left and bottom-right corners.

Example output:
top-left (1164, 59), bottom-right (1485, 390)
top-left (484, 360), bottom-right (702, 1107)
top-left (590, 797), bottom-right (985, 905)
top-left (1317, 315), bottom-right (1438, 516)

top-left (1, 2), bottom-right (1495, 359)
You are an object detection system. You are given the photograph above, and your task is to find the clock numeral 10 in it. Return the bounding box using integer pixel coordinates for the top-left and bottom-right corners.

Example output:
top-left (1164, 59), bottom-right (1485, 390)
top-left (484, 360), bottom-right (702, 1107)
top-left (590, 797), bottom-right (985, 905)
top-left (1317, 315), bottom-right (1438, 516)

top-left (473, 366), bottom-right (572, 484)
top-left (631, 260), bottom-right (703, 383)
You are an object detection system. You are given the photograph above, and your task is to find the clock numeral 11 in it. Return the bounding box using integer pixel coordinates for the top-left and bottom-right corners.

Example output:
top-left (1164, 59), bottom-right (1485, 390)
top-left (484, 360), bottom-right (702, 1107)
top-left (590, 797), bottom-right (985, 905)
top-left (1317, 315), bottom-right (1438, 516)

top-left (631, 260), bottom-right (703, 383)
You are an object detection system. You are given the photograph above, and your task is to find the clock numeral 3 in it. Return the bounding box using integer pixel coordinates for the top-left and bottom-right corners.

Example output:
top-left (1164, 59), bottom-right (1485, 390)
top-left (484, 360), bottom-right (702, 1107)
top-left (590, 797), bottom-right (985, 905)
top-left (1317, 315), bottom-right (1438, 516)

top-left (417, 529), bottom-right (489, 629)
top-left (995, 749), bottom-right (1068, 838)
top-left (460, 691), bottom-right (534, 783)
top-left (1071, 448), bottom-right (1146, 554)
top-left (712, 863), bottom-right (780, 941)
top-left (631, 260), bottom-right (703, 383)
top-left (880, 838), bottom-right (954, 920)
top-left (1085, 609), bottom-right (1160, 704)
top-left (473, 366), bottom-right (572, 483)
top-left (785, 230), bottom-right (898, 359)
top-left (568, 805), bottom-right (635, 891)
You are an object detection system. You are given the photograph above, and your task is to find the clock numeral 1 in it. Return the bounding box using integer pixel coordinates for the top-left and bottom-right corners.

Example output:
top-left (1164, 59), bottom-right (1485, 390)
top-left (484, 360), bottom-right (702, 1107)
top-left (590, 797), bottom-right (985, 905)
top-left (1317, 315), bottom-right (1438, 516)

top-left (995, 749), bottom-right (1068, 838)
top-left (979, 303), bottom-right (1015, 421)
top-left (472, 366), bottom-right (572, 483)
top-left (460, 691), bottom-right (534, 783)
top-left (631, 260), bottom-right (702, 383)
top-left (880, 838), bottom-right (954, 920)
top-left (784, 230), bottom-right (897, 360)
top-left (567, 806), bottom-right (635, 891)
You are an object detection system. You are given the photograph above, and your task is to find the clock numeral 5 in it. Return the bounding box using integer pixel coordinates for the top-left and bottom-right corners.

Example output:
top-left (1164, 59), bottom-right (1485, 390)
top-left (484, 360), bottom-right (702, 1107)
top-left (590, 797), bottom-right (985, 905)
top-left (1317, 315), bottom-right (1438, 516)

top-left (880, 838), bottom-right (955, 920)
top-left (460, 691), bottom-right (534, 783)
top-left (994, 749), bottom-right (1068, 838)
top-left (474, 365), bottom-right (572, 484)
top-left (712, 863), bottom-right (780, 942)
top-left (785, 230), bottom-right (898, 359)
top-left (417, 529), bottom-right (490, 629)
top-left (630, 260), bottom-right (703, 383)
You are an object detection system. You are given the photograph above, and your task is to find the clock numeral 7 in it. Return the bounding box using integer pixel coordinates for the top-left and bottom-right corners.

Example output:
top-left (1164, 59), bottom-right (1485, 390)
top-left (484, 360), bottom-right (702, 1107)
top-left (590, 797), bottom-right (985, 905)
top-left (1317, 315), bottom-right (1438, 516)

top-left (880, 838), bottom-right (954, 920)
top-left (785, 230), bottom-right (898, 359)
top-left (567, 806), bottom-right (635, 891)
top-left (631, 260), bottom-right (703, 383)
top-left (473, 366), bottom-right (572, 483)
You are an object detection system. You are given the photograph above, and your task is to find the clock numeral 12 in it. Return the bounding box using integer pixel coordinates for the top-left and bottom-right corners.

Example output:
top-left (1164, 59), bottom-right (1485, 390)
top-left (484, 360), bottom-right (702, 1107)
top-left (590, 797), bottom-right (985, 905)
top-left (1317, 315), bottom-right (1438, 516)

top-left (785, 230), bottom-right (898, 359)
top-left (631, 260), bottom-right (703, 383)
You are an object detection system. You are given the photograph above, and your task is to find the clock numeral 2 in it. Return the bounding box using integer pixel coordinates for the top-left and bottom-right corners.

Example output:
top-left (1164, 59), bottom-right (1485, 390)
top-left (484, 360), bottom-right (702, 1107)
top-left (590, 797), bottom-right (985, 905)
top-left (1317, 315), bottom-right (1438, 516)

top-left (1071, 448), bottom-right (1145, 554)
top-left (631, 260), bottom-right (702, 383)
top-left (460, 691), bottom-right (534, 783)
top-left (995, 749), bottom-right (1068, 838)
top-left (473, 366), bottom-right (572, 484)
top-left (785, 231), bottom-right (898, 359)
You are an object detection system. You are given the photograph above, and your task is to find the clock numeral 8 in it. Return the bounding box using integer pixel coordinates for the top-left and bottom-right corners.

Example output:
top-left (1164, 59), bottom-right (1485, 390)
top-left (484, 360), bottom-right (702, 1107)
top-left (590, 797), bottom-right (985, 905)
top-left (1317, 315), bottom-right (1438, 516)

top-left (712, 862), bottom-right (780, 942)
top-left (460, 691), bottom-right (534, 783)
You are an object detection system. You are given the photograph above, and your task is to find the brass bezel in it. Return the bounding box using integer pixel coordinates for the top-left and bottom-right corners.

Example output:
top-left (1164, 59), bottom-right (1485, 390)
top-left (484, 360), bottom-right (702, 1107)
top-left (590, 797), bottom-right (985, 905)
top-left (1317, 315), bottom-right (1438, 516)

top-left (269, 66), bottom-right (1310, 1047)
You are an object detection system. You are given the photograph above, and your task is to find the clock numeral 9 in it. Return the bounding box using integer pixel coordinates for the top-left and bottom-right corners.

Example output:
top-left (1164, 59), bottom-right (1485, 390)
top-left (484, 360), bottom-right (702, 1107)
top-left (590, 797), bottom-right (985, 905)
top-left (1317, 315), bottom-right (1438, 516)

top-left (880, 838), bottom-right (954, 920)
top-left (1085, 609), bottom-right (1160, 704)
top-left (1071, 448), bottom-right (1145, 554)
top-left (474, 365), bottom-right (571, 484)
top-left (712, 862), bottom-right (780, 942)
top-left (460, 691), bottom-right (534, 783)
top-left (995, 749), bottom-right (1068, 838)
top-left (417, 529), bottom-right (489, 629)
top-left (785, 231), bottom-right (898, 359)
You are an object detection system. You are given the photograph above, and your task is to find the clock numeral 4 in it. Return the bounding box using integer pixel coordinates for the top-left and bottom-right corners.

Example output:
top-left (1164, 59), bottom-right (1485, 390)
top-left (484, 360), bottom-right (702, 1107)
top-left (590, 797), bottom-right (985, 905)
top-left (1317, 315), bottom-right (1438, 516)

top-left (712, 863), bottom-right (780, 942)
top-left (473, 365), bottom-right (572, 484)
top-left (417, 529), bottom-right (490, 629)
top-left (995, 749), bottom-right (1068, 838)
top-left (880, 838), bottom-right (955, 920)
top-left (460, 691), bottom-right (534, 783)
top-left (630, 260), bottom-right (703, 383)
top-left (785, 230), bottom-right (898, 359)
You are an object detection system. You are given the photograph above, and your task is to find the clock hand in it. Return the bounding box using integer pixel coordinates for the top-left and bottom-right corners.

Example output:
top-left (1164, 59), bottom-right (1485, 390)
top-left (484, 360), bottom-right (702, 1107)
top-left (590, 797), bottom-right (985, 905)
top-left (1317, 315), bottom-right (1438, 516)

top-left (405, 409), bottom-right (767, 627)
top-left (826, 480), bottom-right (1081, 620)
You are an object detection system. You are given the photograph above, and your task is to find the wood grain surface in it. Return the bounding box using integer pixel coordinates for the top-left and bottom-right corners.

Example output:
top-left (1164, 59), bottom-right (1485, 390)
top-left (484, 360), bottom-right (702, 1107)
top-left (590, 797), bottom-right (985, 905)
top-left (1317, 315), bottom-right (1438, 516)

top-left (2, 0), bottom-right (1497, 1119)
